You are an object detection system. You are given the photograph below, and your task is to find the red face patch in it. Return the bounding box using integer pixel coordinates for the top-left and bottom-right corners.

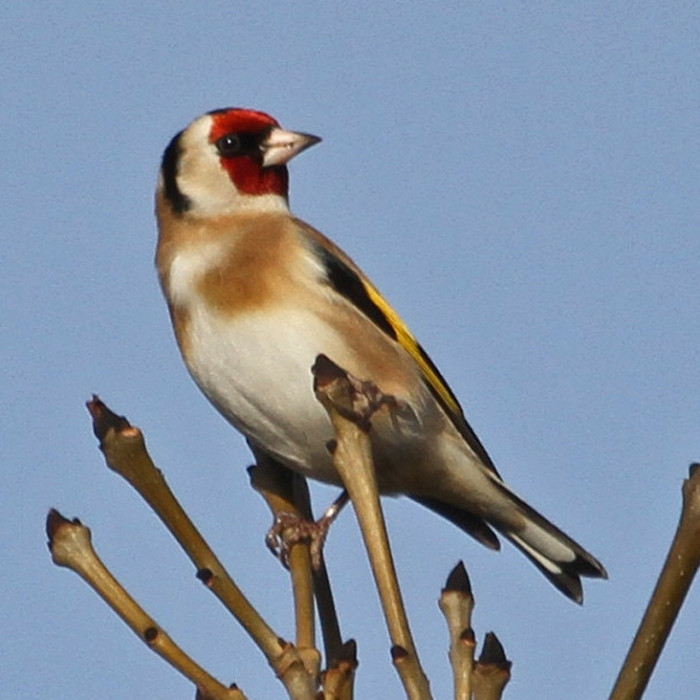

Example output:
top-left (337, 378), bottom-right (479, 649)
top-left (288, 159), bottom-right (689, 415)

top-left (208, 108), bottom-right (280, 141)
top-left (209, 108), bottom-right (288, 198)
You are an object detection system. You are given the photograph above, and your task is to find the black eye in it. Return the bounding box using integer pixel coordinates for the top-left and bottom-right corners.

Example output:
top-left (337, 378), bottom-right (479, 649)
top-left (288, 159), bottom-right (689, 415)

top-left (216, 134), bottom-right (242, 156)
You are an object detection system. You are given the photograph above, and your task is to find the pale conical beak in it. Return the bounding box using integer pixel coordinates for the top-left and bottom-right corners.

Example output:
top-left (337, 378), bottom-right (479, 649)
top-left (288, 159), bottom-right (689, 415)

top-left (261, 127), bottom-right (321, 167)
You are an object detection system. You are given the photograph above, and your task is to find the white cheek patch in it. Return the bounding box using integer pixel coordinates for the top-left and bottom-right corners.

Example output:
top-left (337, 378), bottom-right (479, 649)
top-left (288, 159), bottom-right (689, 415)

top-left (178, 123), bottom-right (234, 215)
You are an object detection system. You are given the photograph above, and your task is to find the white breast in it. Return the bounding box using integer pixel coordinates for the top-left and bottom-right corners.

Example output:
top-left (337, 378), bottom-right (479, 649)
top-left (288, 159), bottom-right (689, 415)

top-left (185, 301), bottom-right (344, 482)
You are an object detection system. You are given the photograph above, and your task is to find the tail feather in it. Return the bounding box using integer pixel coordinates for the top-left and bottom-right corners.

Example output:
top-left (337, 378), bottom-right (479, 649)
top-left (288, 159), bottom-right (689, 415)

top-left (411, 495), bottom-right (501, 550)
top-left (488, 478), bottom-right (607, 602)
top-left (414, 484), bottom-right (607, 603)
top-left (502, 531), bottom-right (587, 604)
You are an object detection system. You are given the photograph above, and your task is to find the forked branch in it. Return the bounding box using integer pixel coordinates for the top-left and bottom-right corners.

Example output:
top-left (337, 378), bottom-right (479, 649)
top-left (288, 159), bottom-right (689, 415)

top-left (46, 509), bottom-right (246, 700)
top-left (83, 397), bottom-right (317, 699)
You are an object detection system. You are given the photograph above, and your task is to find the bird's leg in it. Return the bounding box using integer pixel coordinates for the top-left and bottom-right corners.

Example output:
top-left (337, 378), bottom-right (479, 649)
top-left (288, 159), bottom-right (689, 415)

top-left (266, 490), bottom-right (350, 570)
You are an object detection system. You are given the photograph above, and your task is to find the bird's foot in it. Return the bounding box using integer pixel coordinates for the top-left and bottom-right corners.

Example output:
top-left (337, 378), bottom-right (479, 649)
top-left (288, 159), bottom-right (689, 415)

top-left (266, 511), bottom-right (333, 570)
top-left (265, 491), bottom-right (349, 570)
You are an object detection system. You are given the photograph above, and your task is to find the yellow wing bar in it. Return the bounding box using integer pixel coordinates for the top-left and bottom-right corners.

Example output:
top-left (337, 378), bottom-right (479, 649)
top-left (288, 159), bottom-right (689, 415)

top-left (362, 278), bottom-right (464, 421)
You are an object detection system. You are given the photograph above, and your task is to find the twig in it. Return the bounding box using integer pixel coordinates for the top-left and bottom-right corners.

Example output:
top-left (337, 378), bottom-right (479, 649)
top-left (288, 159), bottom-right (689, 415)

top-left (471, 633), bottom-right (511, 700)
top-left (248, 450), bottom-right (320, 679)
top-left (248, 452), bottom-right (348, 675)
top-left (85, 396), bottom-right (317, 700)
top-left (438, 562), bottom-right (476, 700)
top-left (312, 355), bottom-right (432, 700)
top-left (609, 463), bottom-right (700, 700)
top-left (46, 510), bottom-right (246, 700)
top-left (321, 639), bottom-right (358, 700)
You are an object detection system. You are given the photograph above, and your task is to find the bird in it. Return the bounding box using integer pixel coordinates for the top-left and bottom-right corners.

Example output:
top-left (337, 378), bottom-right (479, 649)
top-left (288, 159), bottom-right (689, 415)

top-left (155, 107), bottom-right (607, 603)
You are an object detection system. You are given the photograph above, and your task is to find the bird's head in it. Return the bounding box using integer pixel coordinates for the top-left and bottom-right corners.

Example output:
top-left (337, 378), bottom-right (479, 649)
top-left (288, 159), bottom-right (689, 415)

top-left (158, 108), bottom-right (321, 218)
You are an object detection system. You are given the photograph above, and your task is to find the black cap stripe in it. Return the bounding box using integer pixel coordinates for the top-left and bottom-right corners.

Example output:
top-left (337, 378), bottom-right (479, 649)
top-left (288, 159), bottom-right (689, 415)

top-left (161, 130), bottom-right (191, 215)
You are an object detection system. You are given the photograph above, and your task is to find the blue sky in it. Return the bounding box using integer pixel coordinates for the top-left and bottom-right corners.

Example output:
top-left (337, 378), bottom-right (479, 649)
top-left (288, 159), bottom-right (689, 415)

top-left (3, 2), bottom-right (700, 698)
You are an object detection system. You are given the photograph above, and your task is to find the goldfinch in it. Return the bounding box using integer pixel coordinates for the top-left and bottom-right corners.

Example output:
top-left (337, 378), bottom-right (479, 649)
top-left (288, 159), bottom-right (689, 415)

top-left (155, 107), bottom-right (606, 603)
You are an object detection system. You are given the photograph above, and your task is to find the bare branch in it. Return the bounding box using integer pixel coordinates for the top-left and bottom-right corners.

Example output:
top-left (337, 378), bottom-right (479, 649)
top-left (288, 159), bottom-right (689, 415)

top-left (609, 463), bottom-right (700, 700)
top-left (248, 451), bottom-right (320, 680)
top-left (321, 639), bottom-right (358, 700)
top-left (472, 633), bottom-right (511, 700)
top-left (438, 562), bottom-right (476, 700)
top-left (312, 355), bottom-right (432, 700)
top-left (46, 510), bottom-right (246, 700)
top-left (85, 396), bottom-right (317, 700)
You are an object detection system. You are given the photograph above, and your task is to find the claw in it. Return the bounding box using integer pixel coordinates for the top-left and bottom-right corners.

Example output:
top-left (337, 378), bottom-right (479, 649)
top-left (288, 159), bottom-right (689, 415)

top-left (265, 491), bottom-right (350, 570)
